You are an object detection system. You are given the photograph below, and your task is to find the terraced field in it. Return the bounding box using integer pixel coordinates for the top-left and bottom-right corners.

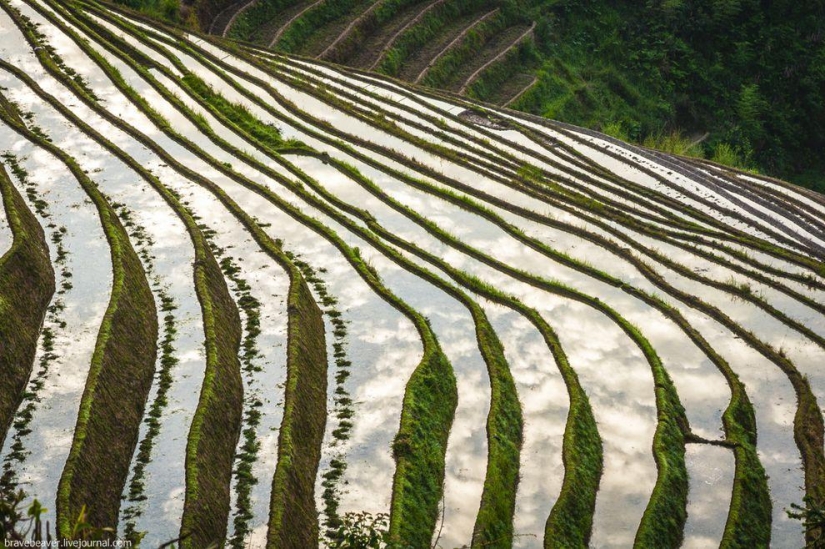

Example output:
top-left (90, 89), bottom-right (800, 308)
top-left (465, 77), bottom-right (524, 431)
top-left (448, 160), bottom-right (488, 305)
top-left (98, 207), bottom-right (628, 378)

top-left (226, 0), bottom-right (538, 104)
top-left (1, 0), bottom-right (825, 547)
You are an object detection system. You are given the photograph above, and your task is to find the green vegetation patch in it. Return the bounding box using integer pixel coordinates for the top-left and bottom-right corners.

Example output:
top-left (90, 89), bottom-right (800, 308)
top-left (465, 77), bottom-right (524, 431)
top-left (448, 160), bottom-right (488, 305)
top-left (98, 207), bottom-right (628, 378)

top-left (376, 0), bottom-right (496, 77)
top-left (419, 9), bottom-right (506, 88)
top-left (227, 0), bottom-right (303, 43)
top-left (178, 230), bottom-right (243, 549)
top-left (721, 387), bottom-right (771, 547)
top-left (273, 0), bottom-right (369, 53)
top-left (266, 275), bottom-right (328, 549)
top-left (181, 73), bottom-right (285, 151)
top-left (0, 156), bottom-right (54, 450)
top-left (388, 343), bottom-right (455, 546)
top-left (321, 0), bottom-right (432, 64)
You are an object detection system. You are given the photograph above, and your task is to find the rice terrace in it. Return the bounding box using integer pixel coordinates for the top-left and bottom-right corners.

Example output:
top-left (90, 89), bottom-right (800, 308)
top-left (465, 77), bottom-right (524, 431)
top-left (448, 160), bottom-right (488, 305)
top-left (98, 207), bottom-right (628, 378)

top-left (0, 0), bottom-right (824, 547)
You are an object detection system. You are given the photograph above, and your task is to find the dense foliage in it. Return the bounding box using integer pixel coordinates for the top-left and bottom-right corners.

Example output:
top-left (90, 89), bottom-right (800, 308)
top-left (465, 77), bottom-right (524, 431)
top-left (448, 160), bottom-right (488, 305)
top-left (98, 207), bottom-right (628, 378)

top-left (514, 0), bottom-right (825, 190)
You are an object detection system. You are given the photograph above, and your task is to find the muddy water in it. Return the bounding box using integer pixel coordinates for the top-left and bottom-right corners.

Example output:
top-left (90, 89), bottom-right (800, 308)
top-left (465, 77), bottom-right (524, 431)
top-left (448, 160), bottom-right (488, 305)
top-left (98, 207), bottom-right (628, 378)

top-left (683, 444), bottom-right (735, 548)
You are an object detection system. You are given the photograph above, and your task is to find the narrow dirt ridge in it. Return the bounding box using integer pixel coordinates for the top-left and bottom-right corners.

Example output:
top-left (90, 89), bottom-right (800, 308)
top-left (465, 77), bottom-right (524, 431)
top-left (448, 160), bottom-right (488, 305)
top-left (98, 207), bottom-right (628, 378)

top-left (362, 0), bottom-right (444, 70)
top-left (502, 74), bottom-right (537, 106)
top-left (413, 8), bottom-right (499, 83)
top-left (316, 0), bottom-right (382, 60)
top-left (457, 22), bottom-right (535, 93)
top-left (209, 0), bottom-right (257, 37)
top-left (268, 0), bottom-right (324, 47)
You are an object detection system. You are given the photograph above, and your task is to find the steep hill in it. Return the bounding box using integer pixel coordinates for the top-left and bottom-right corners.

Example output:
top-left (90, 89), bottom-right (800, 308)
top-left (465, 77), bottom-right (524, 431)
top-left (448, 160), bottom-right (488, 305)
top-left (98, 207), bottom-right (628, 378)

top-left (1, 0), bottom-right (825, 548)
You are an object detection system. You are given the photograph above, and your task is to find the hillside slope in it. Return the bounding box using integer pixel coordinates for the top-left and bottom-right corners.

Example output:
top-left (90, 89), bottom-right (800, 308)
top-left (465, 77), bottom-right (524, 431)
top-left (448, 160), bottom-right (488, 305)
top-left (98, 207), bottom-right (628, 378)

top-left (1, 0), bottom-right (825, 548)
top-left (214, 0), bottom-right (825, 192)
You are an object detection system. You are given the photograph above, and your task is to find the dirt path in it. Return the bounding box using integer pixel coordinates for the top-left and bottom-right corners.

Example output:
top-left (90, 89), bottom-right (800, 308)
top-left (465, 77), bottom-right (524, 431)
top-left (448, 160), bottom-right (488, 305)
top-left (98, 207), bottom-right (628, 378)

top-left (363, 0), bottom-right (444, 69)
top-left (209, 0), bottom-right (256, 36)
top-left (268, 0), bottom-right (325, 47)
top-left (502, 75), bottom-right (537, 106)
top-left (412, 8), bottom-right (499, 83)
top-left (318, 0), bottom-right (383, 59)
top-left (458, 22), bottom-right (535, 93)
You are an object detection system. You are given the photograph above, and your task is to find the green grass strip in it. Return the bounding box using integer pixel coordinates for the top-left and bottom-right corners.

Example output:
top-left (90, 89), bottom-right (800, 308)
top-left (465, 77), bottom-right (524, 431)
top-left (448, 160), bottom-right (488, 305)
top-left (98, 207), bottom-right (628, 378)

top-left (267, 276), bottom-right (327, 548)
top-left (0, 141), bottom-right (55, 452)
top-left (179, 234), bottom-right (243, 549)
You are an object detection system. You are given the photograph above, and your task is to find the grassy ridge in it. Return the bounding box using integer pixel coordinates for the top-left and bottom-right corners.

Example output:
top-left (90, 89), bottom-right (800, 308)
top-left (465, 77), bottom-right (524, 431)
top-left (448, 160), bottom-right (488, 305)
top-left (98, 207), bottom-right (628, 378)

top-left (388, 344), bottom-right (455, 546)
top-left (0, 53), bottom-right (159, 537)
top-left (542, 329), bottom-right (601, 549)
top-left (179, 244), bottom-right (243, 549)
top-left (0, 154), bottom-right (55, 451)
top-left (721, 382), bottom-right (772, 547)
top-left (468, 316), bottom-right (522, 548)
top-left (267, 278), bottom-right (327, 548)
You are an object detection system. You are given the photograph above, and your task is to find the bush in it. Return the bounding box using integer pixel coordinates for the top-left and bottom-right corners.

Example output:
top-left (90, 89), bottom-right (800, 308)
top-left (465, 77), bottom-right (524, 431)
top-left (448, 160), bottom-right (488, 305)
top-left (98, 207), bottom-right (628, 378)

top-left (328, 512), bottom-right (390, 549)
